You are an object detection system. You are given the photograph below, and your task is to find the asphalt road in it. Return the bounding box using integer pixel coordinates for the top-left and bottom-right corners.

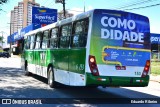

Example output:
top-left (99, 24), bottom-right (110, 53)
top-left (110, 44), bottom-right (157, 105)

top-left (0, 57), bottom-right (160, 107)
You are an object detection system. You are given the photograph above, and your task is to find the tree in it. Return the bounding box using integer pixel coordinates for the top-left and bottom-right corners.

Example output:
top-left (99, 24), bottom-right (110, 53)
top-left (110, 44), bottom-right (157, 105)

top-left (0, 0), bottom-right (8, 4)
top-left (0, 36), bottom-right (4, 49)
top-left (0, 0), bottom-right (8, 11)
top-left (0, 36), bottom-right (2, 41)
top-left (0, 36), bottom-right (4, 43)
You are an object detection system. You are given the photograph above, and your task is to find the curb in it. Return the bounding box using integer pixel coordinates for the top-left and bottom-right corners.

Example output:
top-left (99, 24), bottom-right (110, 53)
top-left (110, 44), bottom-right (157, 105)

top-left (150, 79), bottom-right (160, 83)
top-left (150, 75), bottom-right (160, 83)
top-left (11, 55), bottom-right (21, 58)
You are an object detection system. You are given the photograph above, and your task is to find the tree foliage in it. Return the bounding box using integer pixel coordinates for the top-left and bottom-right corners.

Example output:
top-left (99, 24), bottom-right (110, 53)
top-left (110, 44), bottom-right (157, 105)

top-left (0, 0), bottom-right (8, 11)
top-left (0, 0), bottom-right (8, 5)
top-left (0, 36), bottom-right (3, 42)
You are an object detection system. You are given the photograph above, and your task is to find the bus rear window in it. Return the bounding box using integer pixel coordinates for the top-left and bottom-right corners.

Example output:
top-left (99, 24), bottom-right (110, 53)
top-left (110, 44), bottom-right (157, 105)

top-left (72, 18), bottom-right (89, 48)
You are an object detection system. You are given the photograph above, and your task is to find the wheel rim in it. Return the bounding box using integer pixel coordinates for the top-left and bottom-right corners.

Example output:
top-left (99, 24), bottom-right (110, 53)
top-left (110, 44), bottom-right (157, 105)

top-left (49, 68), bottom-right (53, 85)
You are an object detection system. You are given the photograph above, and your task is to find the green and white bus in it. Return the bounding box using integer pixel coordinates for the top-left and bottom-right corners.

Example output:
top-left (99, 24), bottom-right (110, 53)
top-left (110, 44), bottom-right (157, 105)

top-left (21, 9), bottom-right (151, 88)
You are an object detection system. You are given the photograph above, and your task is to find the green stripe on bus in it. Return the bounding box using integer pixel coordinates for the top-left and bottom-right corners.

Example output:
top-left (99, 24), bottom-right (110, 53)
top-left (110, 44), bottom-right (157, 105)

top-left (86, 73), bottom-right (149, 87)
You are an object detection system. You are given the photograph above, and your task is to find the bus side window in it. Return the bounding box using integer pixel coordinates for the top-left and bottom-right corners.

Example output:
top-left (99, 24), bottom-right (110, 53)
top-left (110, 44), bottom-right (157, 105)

top-left (60, 24), bottom-right (71, 48)
top-left (35, 32), bottom-right (42, 49)
top-left (50, 28), bottom-right (59, 48)
top-left (22, 40), bottom-right (24, 51)
top-left (84, 19), bottom-right (89, 33)
top-left (30, 34), bottom-right (35, 49)
top-left (25, 36), bottom-right (31, 49)
top-left (72, 18), bottom-right (89, 47)
top-left (42, 30), bottom-right (49, 49)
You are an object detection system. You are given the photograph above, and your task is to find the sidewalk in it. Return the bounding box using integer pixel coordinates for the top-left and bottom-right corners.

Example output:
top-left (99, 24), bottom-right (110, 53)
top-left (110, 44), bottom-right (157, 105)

top-left (11, 54), bottom-right (21, 58)
top-left (150, 75), bottom-right (160, 83)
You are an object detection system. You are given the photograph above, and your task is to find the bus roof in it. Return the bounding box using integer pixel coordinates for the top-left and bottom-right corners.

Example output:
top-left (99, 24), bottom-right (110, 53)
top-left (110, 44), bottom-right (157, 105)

top-left (24, 9), bottom-right (148, 38)
top-left (24, 9), bottom-right (93, 38)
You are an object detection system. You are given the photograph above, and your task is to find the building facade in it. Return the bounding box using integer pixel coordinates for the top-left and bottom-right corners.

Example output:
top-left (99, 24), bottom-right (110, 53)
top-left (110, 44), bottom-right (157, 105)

top-left (18, 2), bottom-right (23, 30)
top-left (10, 0), bottom-right (40, 34)
top-left (10, 10), bottom-right (14, 34)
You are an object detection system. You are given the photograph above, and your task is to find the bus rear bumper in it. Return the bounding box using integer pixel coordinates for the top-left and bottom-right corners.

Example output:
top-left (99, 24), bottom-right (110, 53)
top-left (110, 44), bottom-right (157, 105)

top-left (86, 73), bottom-right (149, 87)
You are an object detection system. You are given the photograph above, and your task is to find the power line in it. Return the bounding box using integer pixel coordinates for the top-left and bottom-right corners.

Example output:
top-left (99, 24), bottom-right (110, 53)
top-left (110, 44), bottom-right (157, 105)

top-left (124, 3), bottom-right (160, 10)
top-left (112, 0), bottom-right (145, 9)
top-left (112, 0), bottom-right (158, 10)
top-left (115, 0), bottom-right (157, 9)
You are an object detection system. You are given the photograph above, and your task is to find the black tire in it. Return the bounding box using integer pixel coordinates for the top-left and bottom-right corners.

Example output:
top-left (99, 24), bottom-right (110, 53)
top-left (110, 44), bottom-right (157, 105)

top-left (86, 86), bottom-right (98, 88)
top-left (48, 66), bottom-right (57, 88)
top-left (25, 62), bottom-right (31, 76)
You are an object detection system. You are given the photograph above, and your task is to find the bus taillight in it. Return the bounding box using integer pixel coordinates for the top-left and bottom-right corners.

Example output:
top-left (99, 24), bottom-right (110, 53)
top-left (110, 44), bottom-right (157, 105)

top-left (89, 55), bottom-right (99, 76)
top-left (141, 60), bottom-right (150, 78)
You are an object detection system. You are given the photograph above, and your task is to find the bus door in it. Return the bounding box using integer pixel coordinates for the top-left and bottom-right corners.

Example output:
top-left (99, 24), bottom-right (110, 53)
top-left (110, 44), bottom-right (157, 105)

top-left (40, 30), bottom-right (50, 78)
top-left (54, 24), bottom-right (71, 85)
top-left (28, 34), bottom-right (35, 73)
top-left (68, 19), bottom-right (89, 86)
top-left (34, 32), bottom-right (42, 76)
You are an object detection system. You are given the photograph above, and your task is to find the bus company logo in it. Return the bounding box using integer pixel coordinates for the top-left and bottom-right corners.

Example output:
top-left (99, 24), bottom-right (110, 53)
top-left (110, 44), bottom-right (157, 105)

top-left (2, 99), bottom-right (11, 104)
top-left (38, 9), bottom-right (46, 14)
top-left (100, 16), bottom-right (144, 43)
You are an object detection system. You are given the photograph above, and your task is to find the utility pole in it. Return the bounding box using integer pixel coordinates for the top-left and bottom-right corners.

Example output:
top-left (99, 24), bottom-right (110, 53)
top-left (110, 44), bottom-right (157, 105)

top-left (63, 0), bottom-right (66, 19)
top-left (8, 22), bottom-right (12, 56)
top-left (84, 0), bottom-right (85, 12)
top-left (55, 0), bottom-right (66, 19)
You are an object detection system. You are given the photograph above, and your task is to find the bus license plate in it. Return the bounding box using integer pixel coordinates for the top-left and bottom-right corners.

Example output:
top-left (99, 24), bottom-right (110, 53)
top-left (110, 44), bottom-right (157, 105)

top-left (115, 66), bottom-right (126, 70)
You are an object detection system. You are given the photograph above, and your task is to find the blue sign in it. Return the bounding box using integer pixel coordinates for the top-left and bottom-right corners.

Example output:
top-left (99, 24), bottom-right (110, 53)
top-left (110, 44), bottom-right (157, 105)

top-left (7, 36), bottom-right (11, 43)
top-left (92, 9), bottom-right (150, 50)
top-left (20, 24), bottom-right (40, 39)
top-left (14, 32), bottom-right (19, 41)
top-left (90, 9), bottom-right (150, 66)
top-left (7, 32), bottom-right (18, 43)
top-left (32, 7), bottom-right (57, 25)
top-left (7, 24), bottom-right (41, 43)
top-left (103, 48), bottom-right (150, 66)
top-left (150, 33), bottom-right (160, 44)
